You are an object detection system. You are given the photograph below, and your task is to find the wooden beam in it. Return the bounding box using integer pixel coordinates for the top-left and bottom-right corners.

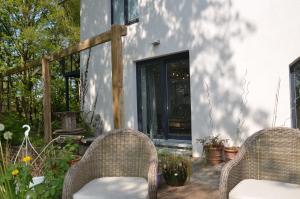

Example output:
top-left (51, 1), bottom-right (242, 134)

top-left (111, 25), bottom-right (125, 129)
top-left (4, 60), bottom-right (40, 76)
top-left (48, 25), bottom-right (127, 62)
top-left (42, 57), bottom-right (52, 143)
top-left (0, 76), bottom-right (2, 114)
top-left (3, 24), bottom-right (127, 136)
top-left (3, 25), bottom-right (127, 76)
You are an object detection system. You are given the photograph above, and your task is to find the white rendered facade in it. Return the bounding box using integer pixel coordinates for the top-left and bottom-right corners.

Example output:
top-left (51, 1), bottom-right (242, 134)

top-left (80, 0), bottom-right (300, 157)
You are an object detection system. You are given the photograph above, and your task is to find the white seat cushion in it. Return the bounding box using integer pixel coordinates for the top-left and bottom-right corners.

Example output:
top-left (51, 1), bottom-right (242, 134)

top-left (73, 177), bottom-right (148, 199)
top-left (229, 179), bottom-right (300, 199)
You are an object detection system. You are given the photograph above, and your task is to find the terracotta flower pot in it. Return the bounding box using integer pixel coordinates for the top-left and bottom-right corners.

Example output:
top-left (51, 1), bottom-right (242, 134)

top-left (68, 155), bottom-right (81, 166)
top-left (224, 147), bottom-right (239, 162)
top-left (206, 146), bottom-right (224, 165)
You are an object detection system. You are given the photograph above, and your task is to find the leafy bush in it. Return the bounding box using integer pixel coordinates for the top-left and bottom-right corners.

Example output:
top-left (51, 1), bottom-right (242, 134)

top-left (0, 122), bottom-right (80, 199)
top-left (34, 140), bottom-right (79, 199)
top-left (0, 112), bottom-right (27, 145)
top-left (197, 134), bottom-right (228, 148)
top-left (0, 123), bottom-right (34, 199)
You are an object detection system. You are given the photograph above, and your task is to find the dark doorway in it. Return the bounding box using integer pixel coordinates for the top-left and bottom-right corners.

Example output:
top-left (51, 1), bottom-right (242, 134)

top-left (136, 52), bottom-right (191, 140)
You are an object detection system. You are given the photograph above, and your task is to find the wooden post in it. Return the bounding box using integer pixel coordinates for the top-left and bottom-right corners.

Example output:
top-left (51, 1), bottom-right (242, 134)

top-left (7, 76), bottom-right (10, 111)
top-left (42, 57), bottom-right (52, 142)
top-left (0, 76), bottom-right (2, 115)
top-left (65, 77), bottom-right (70, 111)
top-left (111, 25), bottom-right (125, 129)
top-left (3, 25), bottom-right (127, 133)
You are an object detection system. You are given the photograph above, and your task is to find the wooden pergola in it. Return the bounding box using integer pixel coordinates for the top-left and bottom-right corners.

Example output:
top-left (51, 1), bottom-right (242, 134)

top-left (2, 24), bottom-right (127, 142)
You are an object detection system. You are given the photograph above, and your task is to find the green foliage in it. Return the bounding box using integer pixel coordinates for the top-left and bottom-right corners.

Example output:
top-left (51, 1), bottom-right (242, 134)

top-left (197, 134), bottom-right (228, 148)
top-left (0, 161), bottom-right (34, 199)
top-left (0, 0), bottom-right (80, 136)
top-left (158, 149), bottom-right (192, 185)
top-left (0, 124), bottom-right (33, 199)
top-left (0, 0), bottom-right (79, 68)
top-left (34, 140), bottom-right (79, 199)
top-left (0, 122), bottom-right (80, 199)
top-left (0, 112), bottom-right (27, 145)
top-left (62, 0), bottom-right (81, 27)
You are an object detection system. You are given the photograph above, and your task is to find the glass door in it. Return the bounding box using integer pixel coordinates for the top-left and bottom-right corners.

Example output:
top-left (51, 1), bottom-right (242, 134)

top-left (137, 52), bottom-right (191, 140)
top-left (137, 61), bottom-right (165, 139)
top-left (290, 60), bottom-right (300, 128)
top-left (166, 59), bottom-right (191, 139)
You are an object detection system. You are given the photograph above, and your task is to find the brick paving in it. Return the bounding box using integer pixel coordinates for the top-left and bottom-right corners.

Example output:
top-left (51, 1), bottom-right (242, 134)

top-left (158, 159), bottom-right (224, 199)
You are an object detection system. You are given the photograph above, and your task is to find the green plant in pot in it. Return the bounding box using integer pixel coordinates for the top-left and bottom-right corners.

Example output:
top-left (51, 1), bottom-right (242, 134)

top-left (197, 135), bottom-right (227, 165)
top-left (224, 128), bottom-right (241, 162)
top-left (159, 149), bottom-right (192, 187)
top-left (224, 70), bottom-right (250, 162)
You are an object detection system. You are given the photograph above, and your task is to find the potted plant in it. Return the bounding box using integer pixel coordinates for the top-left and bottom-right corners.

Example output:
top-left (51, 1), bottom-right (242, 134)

top-left (159, 149), bottom-right (192, 186)
top-left (224, 71), bottom-right (250, 162)
top-left (224, 127), bottom-right (240, 162)
top-left (224, 110), bottom-right (246, 162)
top-left (224, 146), bottom-right (239, 162)
top-left (197, 135), bottom-right (227, 165)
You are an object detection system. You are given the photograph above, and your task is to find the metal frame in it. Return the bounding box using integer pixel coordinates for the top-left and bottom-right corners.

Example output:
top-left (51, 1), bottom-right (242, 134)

top-left (289, 59), bottom-right (300, 128)
top-left (59, 55), bottom-right (80, 112)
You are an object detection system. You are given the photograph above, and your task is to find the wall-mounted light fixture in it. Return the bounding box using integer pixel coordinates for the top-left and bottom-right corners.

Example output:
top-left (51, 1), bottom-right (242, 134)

top-left (151, 40), bottom-right (160, 46)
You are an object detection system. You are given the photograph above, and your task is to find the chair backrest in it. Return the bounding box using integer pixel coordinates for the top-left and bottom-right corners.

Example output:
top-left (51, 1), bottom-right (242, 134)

top-left (241, 127), bottom-right (300, 184)
top-left (82, 129), bottom-right (157, 179)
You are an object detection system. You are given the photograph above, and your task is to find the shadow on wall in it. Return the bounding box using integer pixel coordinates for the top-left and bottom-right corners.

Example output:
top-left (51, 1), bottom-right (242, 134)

top-left (80, 0), bottom-right (114, 131)
top-left (80, 0), bottom-right (270, 147)
top-left (124, 0), bottom-right (269, 145)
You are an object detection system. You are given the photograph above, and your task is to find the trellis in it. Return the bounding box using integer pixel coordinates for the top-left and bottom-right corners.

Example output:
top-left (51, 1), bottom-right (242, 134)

top-left (0, 24), bottom-right (127, 142)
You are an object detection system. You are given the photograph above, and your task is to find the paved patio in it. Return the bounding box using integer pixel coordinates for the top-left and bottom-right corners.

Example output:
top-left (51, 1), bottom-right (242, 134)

top-left (158, 159), bottom-right (223, 199)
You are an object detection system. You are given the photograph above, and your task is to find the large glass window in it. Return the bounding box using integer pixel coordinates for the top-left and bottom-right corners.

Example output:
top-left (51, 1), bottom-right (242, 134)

top-left (290, 60), bottom-right (300, 128)
top-left (137, 52), bottom-right (191, 140)
top-left (111, 0), bottom-right (139, 25)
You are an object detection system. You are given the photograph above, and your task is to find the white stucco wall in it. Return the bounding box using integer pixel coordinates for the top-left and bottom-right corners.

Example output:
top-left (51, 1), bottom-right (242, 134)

top-left (81, 0), bottom-right (300, 157)
top-left (80, 0), bottom-right (113, 130)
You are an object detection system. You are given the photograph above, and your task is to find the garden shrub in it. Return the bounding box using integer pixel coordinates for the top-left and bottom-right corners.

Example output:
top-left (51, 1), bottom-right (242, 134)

top-left (0, 112), bottom-right (27, 145)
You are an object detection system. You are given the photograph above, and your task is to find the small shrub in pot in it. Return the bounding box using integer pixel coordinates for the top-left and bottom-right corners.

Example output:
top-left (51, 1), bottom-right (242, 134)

top-left (159, 149), bottom-right (192, 187)
top-left (197, 135), bottom-right (227, 165)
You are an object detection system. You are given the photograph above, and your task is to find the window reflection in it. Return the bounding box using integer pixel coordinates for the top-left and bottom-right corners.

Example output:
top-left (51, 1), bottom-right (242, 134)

top-left (112, 0), bottom-right (139, 25)
top-left (137, 53), bottom-right (191, 140)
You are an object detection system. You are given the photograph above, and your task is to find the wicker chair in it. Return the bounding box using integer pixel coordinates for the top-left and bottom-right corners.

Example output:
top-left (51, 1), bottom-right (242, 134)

top-left (62, 129), bottom-right (158, 199)
top-left (220, 127), bottom-right (300, 199)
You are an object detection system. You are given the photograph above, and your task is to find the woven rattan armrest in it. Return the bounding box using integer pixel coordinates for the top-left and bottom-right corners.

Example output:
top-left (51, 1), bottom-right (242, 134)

top-left (148, 160), bottom-right (158, 199)
top-left (62, 158), bottom-right (97, 199)
top-left (219, 147), bottom-right (246, 199)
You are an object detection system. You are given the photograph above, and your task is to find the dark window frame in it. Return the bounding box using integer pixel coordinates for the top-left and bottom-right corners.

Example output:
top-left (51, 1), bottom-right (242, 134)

top-left (290, 59), bottom-right (300, 128)
top-left (136, 51), bottom-right (191, 140)
top-left (111, 0), bottom-right (139, 25)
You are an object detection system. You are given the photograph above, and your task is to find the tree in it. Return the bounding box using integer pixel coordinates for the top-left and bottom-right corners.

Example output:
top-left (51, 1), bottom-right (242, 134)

top-left (0, 0), bottom-right (79, 68)
top-left (0, 0), bottom-right (80, 131)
